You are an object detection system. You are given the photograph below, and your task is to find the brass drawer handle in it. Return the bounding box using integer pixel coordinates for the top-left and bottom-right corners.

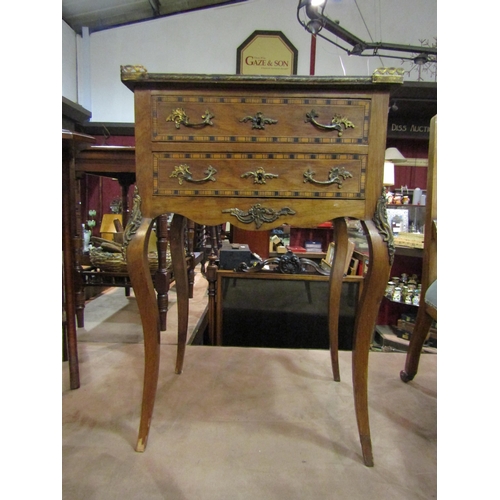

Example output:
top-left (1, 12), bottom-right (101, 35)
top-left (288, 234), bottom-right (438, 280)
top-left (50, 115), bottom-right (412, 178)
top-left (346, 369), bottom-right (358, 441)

top-left (240, 111), bottom-right (278, 130)
top-left (170, 164), bottom-right (217, 185)
top-left (241, 167), bottom-right (278, 184)
top-left (303, 167), bottom-right (353, 187)
top-left (222, 203), bottom-right (295, 229)
top-left (305, 110), bottom-right (355, 136)
top-left (166, 108), bottom-right (214, 129)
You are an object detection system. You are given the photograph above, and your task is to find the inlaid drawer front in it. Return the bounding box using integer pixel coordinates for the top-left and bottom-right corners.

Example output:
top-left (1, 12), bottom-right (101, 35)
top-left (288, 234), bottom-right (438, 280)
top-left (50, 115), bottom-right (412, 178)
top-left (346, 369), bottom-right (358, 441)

top-left (152, 152), bottom-right (366, 199)
top-left (151, 95), bottom-right (370, 144)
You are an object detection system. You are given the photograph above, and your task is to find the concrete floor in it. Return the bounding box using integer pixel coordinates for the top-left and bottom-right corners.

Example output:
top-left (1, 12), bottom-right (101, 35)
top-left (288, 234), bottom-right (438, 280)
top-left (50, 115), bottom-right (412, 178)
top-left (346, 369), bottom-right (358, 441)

top-left (62, 270), bottom-right (437, 499)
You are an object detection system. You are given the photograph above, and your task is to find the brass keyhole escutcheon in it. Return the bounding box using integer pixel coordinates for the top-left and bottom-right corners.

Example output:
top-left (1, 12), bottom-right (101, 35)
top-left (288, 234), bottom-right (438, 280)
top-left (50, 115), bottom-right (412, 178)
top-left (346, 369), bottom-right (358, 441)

top-left (241, 167), bottom-right (278, 184)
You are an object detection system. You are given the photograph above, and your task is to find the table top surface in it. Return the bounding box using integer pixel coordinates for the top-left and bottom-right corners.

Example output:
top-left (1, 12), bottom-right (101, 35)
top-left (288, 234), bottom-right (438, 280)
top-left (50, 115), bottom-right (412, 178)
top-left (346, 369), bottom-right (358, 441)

top-left (120, 69), bottom-right (404, 91)
top-left (75, 145), bottom-right (136, 176)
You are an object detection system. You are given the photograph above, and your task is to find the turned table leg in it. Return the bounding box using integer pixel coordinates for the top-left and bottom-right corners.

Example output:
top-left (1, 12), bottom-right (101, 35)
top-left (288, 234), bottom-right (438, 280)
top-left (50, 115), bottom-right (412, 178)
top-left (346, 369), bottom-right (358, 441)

top-left (187, 219), bottom-right (196, 299)
top-left (206, 254), bottom-right (218, 345)
top-left (75, 285), bottom-right (85, 330)
top-left (351, 219), bottom-right (392, 466)
top-left (170, 214), bottom-right (189, 374)
top-left (155, 214), bottom-right (170, 332)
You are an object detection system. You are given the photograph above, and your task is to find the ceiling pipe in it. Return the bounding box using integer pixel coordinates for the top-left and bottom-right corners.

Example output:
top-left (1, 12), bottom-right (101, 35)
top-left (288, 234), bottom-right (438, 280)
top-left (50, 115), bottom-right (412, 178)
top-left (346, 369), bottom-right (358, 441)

top-left (148, 0), bottom-right (161, 16)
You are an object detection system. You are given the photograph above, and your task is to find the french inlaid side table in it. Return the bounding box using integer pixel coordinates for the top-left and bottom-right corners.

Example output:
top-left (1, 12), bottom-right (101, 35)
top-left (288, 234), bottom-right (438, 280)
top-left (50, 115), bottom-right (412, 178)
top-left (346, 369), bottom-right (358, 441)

top-left (121, 67), bottom-right (400, 466)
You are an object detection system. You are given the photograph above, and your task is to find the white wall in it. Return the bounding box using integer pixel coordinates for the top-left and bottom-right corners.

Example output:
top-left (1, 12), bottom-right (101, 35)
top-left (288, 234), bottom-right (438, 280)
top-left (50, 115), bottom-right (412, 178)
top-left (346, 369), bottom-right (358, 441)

top-left (62, 20), bottom-right (78, 102)
top-left (63, 0), bottom-right (437, 123)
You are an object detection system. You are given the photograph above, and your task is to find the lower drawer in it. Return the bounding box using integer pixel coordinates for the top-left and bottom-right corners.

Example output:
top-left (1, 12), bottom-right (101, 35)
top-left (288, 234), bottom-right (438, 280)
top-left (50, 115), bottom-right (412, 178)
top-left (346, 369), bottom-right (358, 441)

top-left (152, 152), bottom-right (366, 200)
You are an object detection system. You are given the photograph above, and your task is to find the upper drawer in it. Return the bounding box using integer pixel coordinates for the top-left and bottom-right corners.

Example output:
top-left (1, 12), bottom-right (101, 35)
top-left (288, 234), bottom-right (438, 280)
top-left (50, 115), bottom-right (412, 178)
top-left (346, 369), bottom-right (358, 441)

top-left (151, 94), bottom-right (371, 145)
top-left (152, 152), bottom-right (366, 200)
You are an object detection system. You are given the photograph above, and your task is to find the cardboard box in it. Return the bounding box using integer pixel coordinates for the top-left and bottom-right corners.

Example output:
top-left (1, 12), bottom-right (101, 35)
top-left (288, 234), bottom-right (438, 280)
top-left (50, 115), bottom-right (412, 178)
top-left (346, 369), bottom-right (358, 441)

top-left (219, 244), bottom-right (253, 270)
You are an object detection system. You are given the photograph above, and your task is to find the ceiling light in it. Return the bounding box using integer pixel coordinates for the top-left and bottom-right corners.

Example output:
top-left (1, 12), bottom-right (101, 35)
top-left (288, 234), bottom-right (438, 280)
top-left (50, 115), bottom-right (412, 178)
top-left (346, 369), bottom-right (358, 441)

top-left (306, 19), bottom-right (324, 34)
top-left (297, 0), bottom-right (437, 63)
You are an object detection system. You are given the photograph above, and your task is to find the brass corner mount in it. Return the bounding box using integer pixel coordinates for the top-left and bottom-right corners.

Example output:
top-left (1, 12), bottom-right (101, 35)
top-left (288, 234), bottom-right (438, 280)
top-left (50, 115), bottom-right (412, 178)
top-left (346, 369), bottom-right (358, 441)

top-left (120, 65), bottom-right (148, 79)
top-left (372, 67), bottom-right (404, 84)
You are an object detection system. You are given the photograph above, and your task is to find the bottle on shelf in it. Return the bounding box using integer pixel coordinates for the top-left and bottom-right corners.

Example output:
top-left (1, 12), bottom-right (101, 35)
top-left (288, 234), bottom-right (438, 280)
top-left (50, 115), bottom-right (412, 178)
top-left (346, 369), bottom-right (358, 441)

top-left (413, 187), bottom-right (422, 205)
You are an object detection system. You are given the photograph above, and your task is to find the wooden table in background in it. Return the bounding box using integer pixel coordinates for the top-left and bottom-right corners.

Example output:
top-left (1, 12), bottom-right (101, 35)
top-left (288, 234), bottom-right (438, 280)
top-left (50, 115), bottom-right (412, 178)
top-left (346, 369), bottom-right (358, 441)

top-left (62, 130), bottom-right (95, 390)
top-left (74, 146), bottom-right (177, 332)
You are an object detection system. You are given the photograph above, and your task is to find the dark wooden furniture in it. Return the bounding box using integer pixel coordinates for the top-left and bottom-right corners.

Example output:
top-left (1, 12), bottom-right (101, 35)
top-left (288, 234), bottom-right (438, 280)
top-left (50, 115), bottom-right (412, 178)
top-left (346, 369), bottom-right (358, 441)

top-left (74, 146), bottom-right (137, 326)
top-left (62, 130), bottom-right (95, 390)
top-left (400, 115), bottom-right (437, 382)
top-left (215, 269), bottom-right (364, 351)
top-left (75, 145), bottom-right (136, 225)
top-left (74, 146), bottom-right (201, 331)
top-left (121, 69), bottom-right (400, 466)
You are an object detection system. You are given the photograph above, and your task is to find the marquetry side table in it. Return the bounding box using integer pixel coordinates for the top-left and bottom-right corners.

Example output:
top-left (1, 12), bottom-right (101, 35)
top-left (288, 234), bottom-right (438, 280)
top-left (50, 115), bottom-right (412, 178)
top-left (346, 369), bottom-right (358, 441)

top-left (121, 68), bottom-right (400, 466)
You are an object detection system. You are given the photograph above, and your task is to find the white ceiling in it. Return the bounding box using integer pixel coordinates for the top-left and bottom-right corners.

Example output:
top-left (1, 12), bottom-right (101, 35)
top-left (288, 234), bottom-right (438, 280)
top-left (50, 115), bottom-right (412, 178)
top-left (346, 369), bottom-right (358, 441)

top-left (62, 0), bottom-right (248, 35)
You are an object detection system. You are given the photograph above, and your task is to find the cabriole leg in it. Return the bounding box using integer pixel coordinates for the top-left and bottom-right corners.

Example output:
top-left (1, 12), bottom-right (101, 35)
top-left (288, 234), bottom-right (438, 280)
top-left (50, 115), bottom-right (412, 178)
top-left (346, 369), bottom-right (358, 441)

top-left (127, 217), bottom-right (160, 452)
top-left (352, 219), bottom-right (392, 466)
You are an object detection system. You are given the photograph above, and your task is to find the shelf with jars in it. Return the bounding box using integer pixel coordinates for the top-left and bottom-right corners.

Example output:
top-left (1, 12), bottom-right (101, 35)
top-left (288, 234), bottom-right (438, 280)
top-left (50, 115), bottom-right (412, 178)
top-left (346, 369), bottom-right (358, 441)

top-left (374, 270), bottom-right (437, 352)
top-left (386, 187), bottom-right (427, 235)
top-left (384, 273), bottom-right (422, 307)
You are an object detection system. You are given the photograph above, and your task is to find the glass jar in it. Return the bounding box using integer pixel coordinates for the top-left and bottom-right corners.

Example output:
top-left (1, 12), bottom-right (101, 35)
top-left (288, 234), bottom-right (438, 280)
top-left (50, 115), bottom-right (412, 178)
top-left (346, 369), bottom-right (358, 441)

top-left (412, 289), bottom-right (420, 306)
